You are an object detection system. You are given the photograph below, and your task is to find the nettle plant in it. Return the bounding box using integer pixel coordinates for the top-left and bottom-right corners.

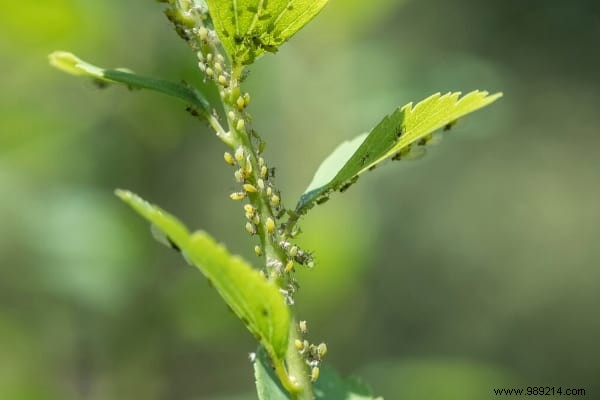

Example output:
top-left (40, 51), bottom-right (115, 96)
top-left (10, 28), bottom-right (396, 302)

top-left (50, 0), bottom-right (501, 398)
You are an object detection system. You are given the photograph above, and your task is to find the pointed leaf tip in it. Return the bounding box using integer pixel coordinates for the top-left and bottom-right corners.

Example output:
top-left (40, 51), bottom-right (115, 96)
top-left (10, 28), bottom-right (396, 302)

top-left (49, 51), bottom-right (211, 115)
top-left (296, 90), bottom-right (502, 214)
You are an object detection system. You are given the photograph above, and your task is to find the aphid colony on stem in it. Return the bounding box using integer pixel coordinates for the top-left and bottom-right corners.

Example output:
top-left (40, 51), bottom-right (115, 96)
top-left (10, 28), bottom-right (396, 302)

top-left (162, 0), bottom-right (327, 384)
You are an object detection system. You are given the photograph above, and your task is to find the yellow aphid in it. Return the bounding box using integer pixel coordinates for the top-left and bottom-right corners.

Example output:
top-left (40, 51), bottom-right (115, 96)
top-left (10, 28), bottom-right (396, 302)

top-left (236, 118), bottom-right (245, 131)
top-left (265, 217), bottom-right (276, 234)
top-left (243, 183), bottom-right (258, 193)
top-left (234, 169), bottom-right (244, 183)
top-left (245, 222), bottom-right (256, 235)
top-left (257, 178), bottom-right (265, 190)
top-left (199, 26), bottom-right (208, 41)
top-left (294, 339), bottom-right (304, 351)
top-left (230, 192), bottom-right (246, 201)
top-left (205, 67), bottom-right (213, 77)
top-left (236, 96), bottom-right (245, 111)
top-left (317, 343), bottom-right (328, 358)
top-left (271, 194), bottom-right (280, 207)
top-left (298, 320), bottom-right (308, 334)
top-left (285, 260), bottom-right (294, 273)
top-left (254, 245), bottom-right (263, 257)
top-left (260, 165), bottom-right (268, 178)
top-left (234, 147), bottom-right (244, 161)
top-left (266, 187), bottom-right (272, 197)
top-left (218, 75), bottom-right (227, 86)
top-left (311, 367), bottom-right (320, 382)
top-left (224, 152), bottom-right (235, 166)
top-left (245, 211), bottom-right (254, 220)
top-left (289, 246), bottom-right (298, 257)
top-left (244, 204), bottom-right (255, 214)
top-left (243, 156), bottom-right (253, 175)
top-left (243, 92), bottom-right (251, 106)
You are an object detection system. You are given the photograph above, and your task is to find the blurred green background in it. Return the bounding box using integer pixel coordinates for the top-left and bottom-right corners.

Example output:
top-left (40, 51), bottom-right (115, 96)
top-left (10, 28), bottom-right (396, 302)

top-left (1, 0), bottom-right (599, 399)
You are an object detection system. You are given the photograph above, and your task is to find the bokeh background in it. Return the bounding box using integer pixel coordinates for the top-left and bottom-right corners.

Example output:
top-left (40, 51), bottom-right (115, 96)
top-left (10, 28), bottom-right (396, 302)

top-left (1, 0), bottom-right (599, 399)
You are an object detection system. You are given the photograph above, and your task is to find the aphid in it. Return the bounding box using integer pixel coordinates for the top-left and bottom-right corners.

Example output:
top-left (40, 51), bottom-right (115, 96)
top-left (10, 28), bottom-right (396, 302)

top-left (396, 126), bottom-right (405, 139)
top-left (298, 320), bottom-right (308, 334)
top-left (271, 194), bottom-right (280, 207)
top-left (289, 245), bottom-right (298, 258)
top-left (265, 217), bottom-right (276, 234)
top-left (236, 96), bottom-right (245, 111)
top-left (234, 169), bottom-right (244, 183)
top-left (245, 222), bottom-right (256, 235)
top-left (252, 214), bottom-right (260, 225)
top-left (244, 204), bottom-right (255, 214)
top-left (230, 192), bottom-right (246, 200)
top-left (151, 224), bottom-right (181, 252)
top-left (236, 118), bottom-right (245, 131)
top-left (243, 92), bottom-right (251, 106)
top-left (311, 367), bottom-right (320, 382)
top-left (317, 343), bottom-right (328, 358)
top-left (316, 196), bottom-right (329, 205)
top-left (444, 119), bottom-right (458, 131)
top-left (294, 339), bottom-right (304, 351)
top-left (260, 165), bottom-right (268, 179)
top-left (199, 26), bottom-right (208, 41)
top-left (266, 187), bottom-right (273, 197)
top-left (417, 133), bottom-right (432, 146)
top-left (218, 75), bottom-right (228, 86)
top-left (214, 62), bottom-right (223, 74)
top-left (254, 245), bottom-right (263, 257)
top-left (257, 178), bottom-right (265, 190)
top-left (243, 156), bottom-right (253, 176)
top-left (234, 147), bottom-right (245, 162)
top-left (243, 183), bottom-right (258, 193)
top-left (205, 67), bottom-right (214, 77)
top-left (258, 157), bottom-right (265, 167)
top-left (224, 152), bottom-right (235, 166)
top-left (284, 260), bottom-right (294, 273)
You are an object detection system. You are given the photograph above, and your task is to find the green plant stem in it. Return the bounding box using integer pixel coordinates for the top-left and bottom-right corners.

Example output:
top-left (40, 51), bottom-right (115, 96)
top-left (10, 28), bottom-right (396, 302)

top-left (223, 65), bottom-right (314, 399)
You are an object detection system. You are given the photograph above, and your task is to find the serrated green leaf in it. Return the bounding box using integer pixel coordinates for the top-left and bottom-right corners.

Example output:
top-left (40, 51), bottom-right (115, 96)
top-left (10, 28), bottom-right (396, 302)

top-left (206, 0), bottom-right (329, 65)
top-left (296, 91), bottom-right (503, 214)
top-left (49, 51), bottom-right (211, 116)
top-left (255, 347), bottom-right (382, 400)
top-left (115, 190), bottom-right (291, 361)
